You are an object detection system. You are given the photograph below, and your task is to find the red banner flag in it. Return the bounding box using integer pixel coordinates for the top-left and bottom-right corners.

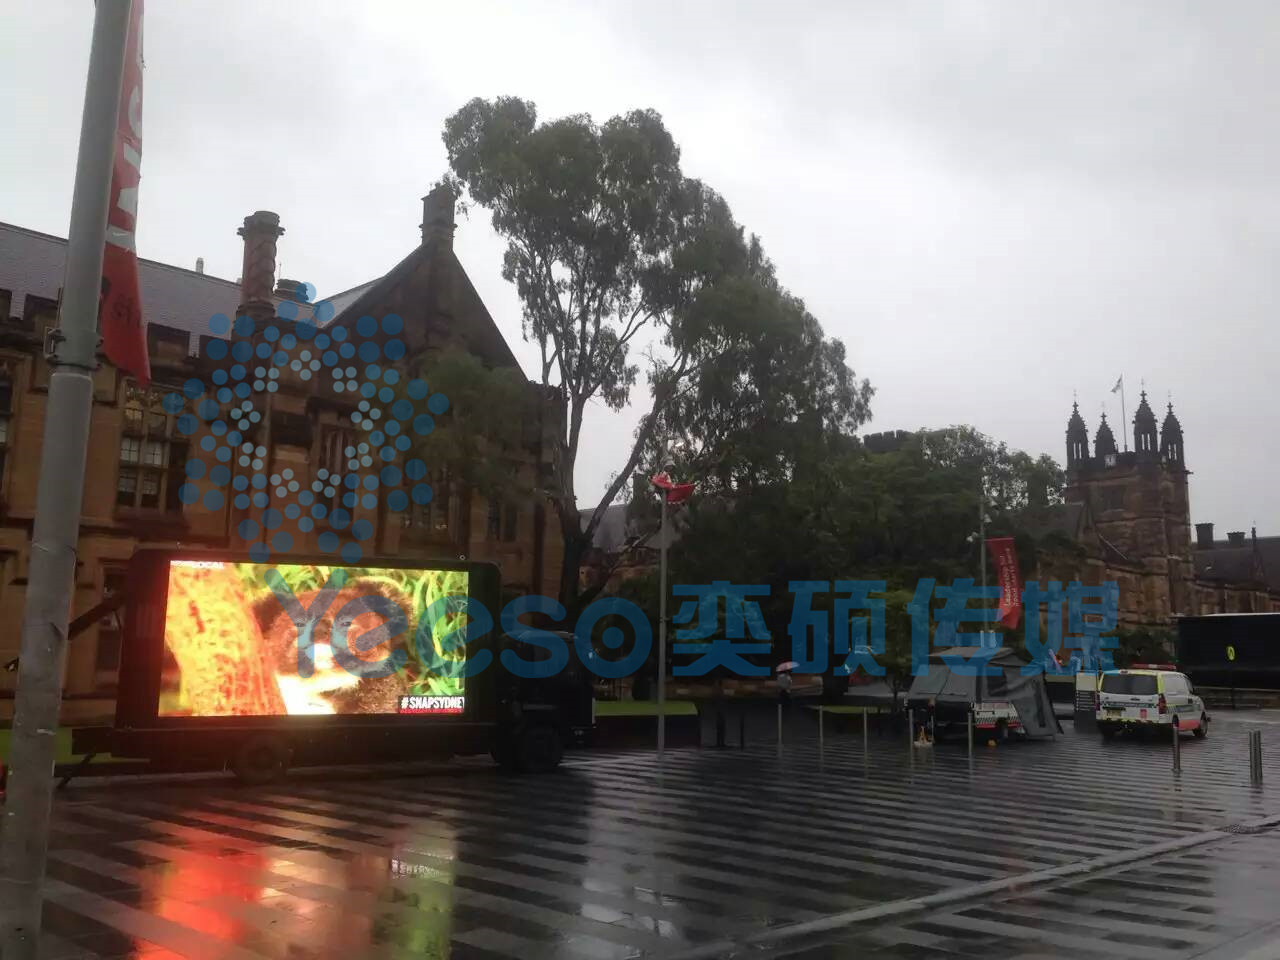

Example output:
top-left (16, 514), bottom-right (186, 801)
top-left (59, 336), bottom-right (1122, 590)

top-left (986, 536), bottom-right (1022, 629)
top-left (650, 472), bottom-right (695, 504)
top-left (100, 0), bottom-right (150, 385)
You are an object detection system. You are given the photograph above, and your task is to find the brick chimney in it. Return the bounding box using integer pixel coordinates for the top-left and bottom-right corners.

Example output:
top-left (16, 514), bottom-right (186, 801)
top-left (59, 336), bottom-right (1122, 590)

top-left (237, 211), bottom-right (284, 315)
top-left (1195, 522), bottom-right (1214, 549)
top-left (420, 185), bottom-right (455, 249)
top-left (1227, 530), bottom-right (1247, 546)
top-left (274, 278), bottom-right (309, 302)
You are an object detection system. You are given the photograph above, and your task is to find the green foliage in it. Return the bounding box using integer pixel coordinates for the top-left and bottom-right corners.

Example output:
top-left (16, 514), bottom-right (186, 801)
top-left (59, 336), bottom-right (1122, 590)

top-left (660, 426), bottom-right (1068, 668)
top-left (408, 347), bottom-right (533, 502)
top-left (1111, 627), bottom-right (1174, 668)
top-left (441, 97), bottom-right (867, 609)
top-left (881, 589), bottom-right (925, 700)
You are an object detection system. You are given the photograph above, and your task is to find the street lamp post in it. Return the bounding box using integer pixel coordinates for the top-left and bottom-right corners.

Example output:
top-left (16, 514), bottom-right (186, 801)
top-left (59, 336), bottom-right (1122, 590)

top-left (979, 505), bottom-right (987, 592)
top-left (966, 481), bottom-right (991, 592)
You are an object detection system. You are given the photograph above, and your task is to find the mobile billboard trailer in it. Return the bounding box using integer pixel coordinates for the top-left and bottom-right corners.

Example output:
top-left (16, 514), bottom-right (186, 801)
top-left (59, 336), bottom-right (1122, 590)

top-left (71, 549), bottom-right (594, 783)
top-left (1176, 613), bottom-right (1280, 693)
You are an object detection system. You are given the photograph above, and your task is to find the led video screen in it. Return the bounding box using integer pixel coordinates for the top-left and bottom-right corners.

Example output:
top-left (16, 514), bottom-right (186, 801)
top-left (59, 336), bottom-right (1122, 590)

top-left (158, 560), bottom-right (469, 717)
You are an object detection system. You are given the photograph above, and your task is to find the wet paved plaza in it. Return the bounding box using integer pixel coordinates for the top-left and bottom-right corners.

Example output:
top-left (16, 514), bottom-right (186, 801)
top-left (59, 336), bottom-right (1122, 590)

top-left (11, 708), bottom-right (1280, 959)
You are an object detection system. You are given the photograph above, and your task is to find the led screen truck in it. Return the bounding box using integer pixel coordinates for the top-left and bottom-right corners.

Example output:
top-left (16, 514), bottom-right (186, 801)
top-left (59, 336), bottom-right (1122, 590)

top-left (68, 549), bottom-right (595, 783)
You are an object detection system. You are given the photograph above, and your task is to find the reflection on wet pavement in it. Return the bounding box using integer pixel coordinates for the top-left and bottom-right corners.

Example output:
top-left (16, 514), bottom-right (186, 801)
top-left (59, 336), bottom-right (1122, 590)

top-left (12, 709), bottom-right (1280, 959)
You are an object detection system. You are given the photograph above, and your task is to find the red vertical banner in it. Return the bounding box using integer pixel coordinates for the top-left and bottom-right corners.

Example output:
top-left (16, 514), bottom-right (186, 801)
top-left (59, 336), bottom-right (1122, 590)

top-left (100, 0), bottom-right (150, 385)
top-left (986, 536), bottom-right (1022, 628)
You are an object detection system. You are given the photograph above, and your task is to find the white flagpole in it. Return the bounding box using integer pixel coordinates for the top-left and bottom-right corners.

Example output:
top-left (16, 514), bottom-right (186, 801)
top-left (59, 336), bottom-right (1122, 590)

top-left (1120, 379), bottom-right (1128, 452)
top-left (658, 491), bottom-right (667, 761)
top-left (0, 3), bottom-right (133, 955)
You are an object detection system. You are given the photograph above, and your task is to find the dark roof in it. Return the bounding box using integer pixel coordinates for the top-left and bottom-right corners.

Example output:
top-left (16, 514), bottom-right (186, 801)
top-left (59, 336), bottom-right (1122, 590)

top-left (322, 279), bottom-right (379, 322)
top-left (1021, 502), bottom-right (1085, 541)
top-left (1021, 501), bottom-right (1136, 564)
top-left (0, 220), bottom-right (330, 354)
top-left (579, 501), bottom-right (682, 554)
top-left (925, 646), bottom-right (1028, 667)
top-left (328, 242), bottom-right (519, 369)
top-left (1, 221), bottom-right (246, 352)
top-left (1193, 535), bottom-right (1280, 591)
top-left (583, 503), bottom-right (631, 552)
top-left (2, 218), bottom-right (524, 374)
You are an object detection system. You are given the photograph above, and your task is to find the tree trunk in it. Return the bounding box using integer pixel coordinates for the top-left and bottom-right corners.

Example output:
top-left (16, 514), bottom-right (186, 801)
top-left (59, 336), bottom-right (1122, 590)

top-left (459, 484), bottom-right (473, 558)
top-left (559, 518), bottom-right (589, 622)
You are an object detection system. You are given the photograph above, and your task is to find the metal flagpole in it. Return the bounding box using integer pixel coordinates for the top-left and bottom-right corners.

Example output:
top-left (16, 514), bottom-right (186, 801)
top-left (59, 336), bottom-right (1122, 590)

top-left (1120, 380), bottom-right (1128, 452)
top-left (658, 492), bottom-right (668, 760)
top-left (0, 2), bottom-right (133, 955)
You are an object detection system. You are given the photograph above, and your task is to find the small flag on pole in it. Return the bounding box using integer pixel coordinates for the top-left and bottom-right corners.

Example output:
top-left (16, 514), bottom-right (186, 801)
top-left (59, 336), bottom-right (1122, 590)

top-left (651, 472), bottom-right (695, 504)
top-left (1110, 375), bottom-right (1123, 394)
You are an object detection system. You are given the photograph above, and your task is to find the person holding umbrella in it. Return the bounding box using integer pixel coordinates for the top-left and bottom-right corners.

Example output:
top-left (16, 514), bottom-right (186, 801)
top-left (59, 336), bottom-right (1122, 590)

top-left (774, 661), bottom-right (797, 751)
top-left (776, 661), bottom-right (797, 706)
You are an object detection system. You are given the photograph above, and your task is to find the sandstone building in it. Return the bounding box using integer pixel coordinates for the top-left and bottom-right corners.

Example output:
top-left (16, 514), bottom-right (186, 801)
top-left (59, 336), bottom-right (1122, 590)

top-left (1033, 394), bottom-right (1280, 628)
top-left (0, 189), bottom-right (562, 721)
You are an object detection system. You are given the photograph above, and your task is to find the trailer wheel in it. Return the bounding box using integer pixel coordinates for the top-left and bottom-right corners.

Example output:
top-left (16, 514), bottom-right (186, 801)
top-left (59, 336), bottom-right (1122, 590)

top-left (517, 725), bottom-right (563, 774)
top-left (490, 734), bottom-right (519, 772)
top-left (229, 736), bottom-right (290, 785)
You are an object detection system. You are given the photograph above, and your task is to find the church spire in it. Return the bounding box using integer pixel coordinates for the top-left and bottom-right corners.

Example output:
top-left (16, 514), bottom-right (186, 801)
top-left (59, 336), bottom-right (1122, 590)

top-left (1095, 412), bottom-right (1118, 458)
top-left (1066, 400), bottom-right (1089, 467)
top-left (1133, 389), bottom-right (1158, 456)
top-left (1160, 398), bottom-right (1184, 466)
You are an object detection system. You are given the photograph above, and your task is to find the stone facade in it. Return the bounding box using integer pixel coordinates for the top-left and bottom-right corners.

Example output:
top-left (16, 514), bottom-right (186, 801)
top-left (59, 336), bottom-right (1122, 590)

top-left (1052, 394), bottom-right (1280, 629)
top-left (0, 191), bottom-right (562, 721)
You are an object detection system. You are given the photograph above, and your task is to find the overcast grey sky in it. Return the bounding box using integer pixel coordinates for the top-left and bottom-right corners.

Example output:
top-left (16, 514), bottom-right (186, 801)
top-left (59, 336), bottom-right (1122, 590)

top-left (2, 1), bottom-right (1277, 533)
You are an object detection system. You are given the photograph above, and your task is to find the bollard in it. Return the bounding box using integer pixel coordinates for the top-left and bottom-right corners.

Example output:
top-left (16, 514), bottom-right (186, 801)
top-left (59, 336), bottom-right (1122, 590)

top-left (1250, 730), bottom-right (1263, 785)
top-left (908, 708), bottom-right (914, 750)
top-left (967, 707), bottom-right (974, 762)
top-left (1172, 720), bottom-right (1181, 773)
top-left (818, 705), bottom-right (825, 753)
top-left (863, 709), bottom-right (869, 755)
top-left (739, 712), bottom-right (746, 750)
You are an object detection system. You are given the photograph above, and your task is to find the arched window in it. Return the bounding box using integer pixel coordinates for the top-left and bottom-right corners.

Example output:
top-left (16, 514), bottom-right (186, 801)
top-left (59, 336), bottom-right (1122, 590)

top-left (117, 382), bottom-right (187, 511)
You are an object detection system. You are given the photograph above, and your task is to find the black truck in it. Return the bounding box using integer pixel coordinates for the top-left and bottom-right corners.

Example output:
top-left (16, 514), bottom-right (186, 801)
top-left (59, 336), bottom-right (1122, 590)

top-left (68, 548), bottom-right (594, 783)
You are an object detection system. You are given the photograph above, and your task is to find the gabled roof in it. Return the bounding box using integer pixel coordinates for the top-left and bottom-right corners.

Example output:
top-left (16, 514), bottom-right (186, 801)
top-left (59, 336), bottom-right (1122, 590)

top-left (321, 279), bottom-right (379, 322)
top-left (1021, 502), bottom-right (1086, 541)
top-left (327, 241), bottom-right (519, 369)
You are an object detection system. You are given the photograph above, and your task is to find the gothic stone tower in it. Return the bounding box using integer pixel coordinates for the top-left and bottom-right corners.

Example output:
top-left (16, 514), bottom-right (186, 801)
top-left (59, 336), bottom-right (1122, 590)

top-left (1063, 392), bottom-right (1194, 624)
